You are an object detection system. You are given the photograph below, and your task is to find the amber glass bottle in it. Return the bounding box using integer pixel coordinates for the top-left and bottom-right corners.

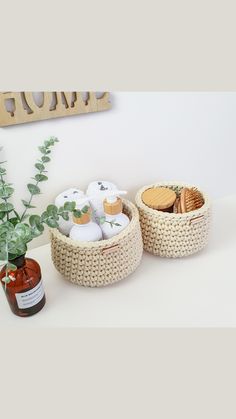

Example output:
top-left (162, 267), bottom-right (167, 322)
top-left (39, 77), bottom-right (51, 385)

top-left (0, 255), bottom-right (46, 317)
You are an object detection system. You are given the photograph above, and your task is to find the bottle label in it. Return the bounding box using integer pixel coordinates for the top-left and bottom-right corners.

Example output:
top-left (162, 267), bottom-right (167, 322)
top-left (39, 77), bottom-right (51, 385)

top-left (15, 280), bottom-right (45, 309)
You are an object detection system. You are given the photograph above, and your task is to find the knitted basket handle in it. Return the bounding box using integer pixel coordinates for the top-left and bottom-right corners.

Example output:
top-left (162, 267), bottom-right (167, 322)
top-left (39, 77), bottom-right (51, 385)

top-left (101, 244), bottom-right (120, 255)
top-left (189, 214), bottom-right (205, 225)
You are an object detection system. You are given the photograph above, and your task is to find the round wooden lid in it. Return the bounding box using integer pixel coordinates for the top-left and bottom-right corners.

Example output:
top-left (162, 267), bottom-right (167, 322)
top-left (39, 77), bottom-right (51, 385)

top-left (141, 187), bottom-right (176, 210)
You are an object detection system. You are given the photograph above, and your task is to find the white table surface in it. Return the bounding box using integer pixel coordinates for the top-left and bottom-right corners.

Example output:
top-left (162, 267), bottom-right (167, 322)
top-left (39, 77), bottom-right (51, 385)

top-left (1, 195), bottom-right (236, 327)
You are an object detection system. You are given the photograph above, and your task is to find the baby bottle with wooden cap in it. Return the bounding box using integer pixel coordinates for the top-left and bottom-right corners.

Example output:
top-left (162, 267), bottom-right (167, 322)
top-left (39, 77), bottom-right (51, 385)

top-left (100, 191), bottom-right (129, 239)
top-left (69, 197), bottom-right (102, 242)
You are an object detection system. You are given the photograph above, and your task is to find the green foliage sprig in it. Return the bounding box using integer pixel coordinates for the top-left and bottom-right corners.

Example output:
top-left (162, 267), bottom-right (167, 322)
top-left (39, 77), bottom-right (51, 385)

top-left (99, 216), bottom-right (121, 228)
top-left (0, 137), bottom-right (78, 286)
top-left (20, 136), bottom-right (59, 222)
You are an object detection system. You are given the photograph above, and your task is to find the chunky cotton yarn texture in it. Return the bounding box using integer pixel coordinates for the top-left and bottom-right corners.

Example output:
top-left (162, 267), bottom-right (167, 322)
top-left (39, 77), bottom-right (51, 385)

top-left (50, 199), bottom-right (143, 287)
top-left (135, 182), bottom-right (211, 258)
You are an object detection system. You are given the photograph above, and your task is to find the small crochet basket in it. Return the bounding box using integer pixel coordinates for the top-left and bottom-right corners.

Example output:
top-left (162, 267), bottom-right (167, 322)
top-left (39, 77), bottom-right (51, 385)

top-left (50, 199), bottom-right (143, 287)
top-left (135, 182), bottom-right (211, 258)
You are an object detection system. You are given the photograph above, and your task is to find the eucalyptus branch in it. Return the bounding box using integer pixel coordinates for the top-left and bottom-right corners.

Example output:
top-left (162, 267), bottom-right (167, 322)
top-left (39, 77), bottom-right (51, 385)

top-left (0, 137), bottom-right (64, 289)
top-left (20, 136), bottom-right (59, 222)
top-left (96, 215), bottom-right (121, 228)
top-left (2, 243), bottom-right (9, 291)
top-left (0, 171), bottom-right (9, 221)
top-left (0, 237), bottom-right (17, 289)
top-left (0, 159), bottom-right (15, 223)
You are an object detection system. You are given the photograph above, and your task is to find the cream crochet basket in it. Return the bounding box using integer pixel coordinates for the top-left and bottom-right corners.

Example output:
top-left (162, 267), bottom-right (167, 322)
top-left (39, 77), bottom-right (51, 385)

top-left (50, 199), bottom-right (143, 287)
top-left (135, 182), bottom-right (211, 258)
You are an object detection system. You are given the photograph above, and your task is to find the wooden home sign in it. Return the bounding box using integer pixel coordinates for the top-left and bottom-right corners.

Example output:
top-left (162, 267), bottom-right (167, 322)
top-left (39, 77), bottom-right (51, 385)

top-left (0, 92), bottom-right (111, 127)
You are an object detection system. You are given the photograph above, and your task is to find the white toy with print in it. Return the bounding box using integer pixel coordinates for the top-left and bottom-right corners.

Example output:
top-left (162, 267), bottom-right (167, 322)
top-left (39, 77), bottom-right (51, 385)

top-left (55, 188), bottom-right (85, 236)
top-left (86, 181), bottom-right (117, 218)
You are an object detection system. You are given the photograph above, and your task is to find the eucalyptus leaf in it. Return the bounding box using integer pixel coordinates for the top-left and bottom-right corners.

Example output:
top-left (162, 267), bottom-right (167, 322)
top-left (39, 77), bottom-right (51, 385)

top-left (35, 163), bottom-right (45, 171)
top-left (35, 174), bottom-right (48, 182)
top-left (64, 201), bottom-right (76, 211)
top-left (10, 241), bottom-right (27, 255)
top-left (48, 136), bottom-right (58, 144)
top-left (29, 215), bottom-right (44, 235)
top-left (0, 222), bottom-right (14, 236)
top-left (41, 156), bottom-right (50, 163)
top-left (45, 217), bottom-right (59, 228)
top-left (0, 238), bottom-right (7, 246)
top-left (29, 214), bottom-right (42, 227)
top-left (14, 223), bottom-right (27, 237)
top-left (0, 240), bottom-right (7, 261)
top-left (0, 202), bottom-right (14, 212)
top-left (73, 209), bottom-right (82, 218)
top-left (22, 199), bottom-right (36, 209)
top-left (14, 223), bottom-right (32, 242)
top-left (38, 146), bottom-right (47, 154)
top-left (0, 251), bottom-right (7, 263)
top-left (0, 186), bottom-right (14, 199)
top-left (82, 205), bottom-right (90, 214)
top-left (27, 184), bottom-right (40, 195)
top-left (0, 212), bottom-right (6, 220)
top-left (61, 212), bottom-right (69, 221)
top-left (44, 140), bottom-right (51, 147)
top-left (46, 204), bottom-right (58, 217)
top-left (30, 227), bottom-right (44, 238)
top-left (40, 211), bottom-right (48, 223)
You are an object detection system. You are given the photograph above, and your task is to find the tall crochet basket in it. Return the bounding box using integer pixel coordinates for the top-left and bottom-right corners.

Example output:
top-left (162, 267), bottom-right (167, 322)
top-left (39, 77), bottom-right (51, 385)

top-left (50, 199), bottom-right (143, 287)
top-left (135, 182), bottom-right (211, 258)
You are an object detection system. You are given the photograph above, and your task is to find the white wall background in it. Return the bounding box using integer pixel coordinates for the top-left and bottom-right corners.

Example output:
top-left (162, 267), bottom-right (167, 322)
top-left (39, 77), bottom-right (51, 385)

top-left (0, 92), bottom-right (235, 248)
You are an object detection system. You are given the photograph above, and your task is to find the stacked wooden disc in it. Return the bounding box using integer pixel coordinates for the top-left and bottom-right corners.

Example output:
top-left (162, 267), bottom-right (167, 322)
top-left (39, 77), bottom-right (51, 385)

top-left (141, 187), bottom-right (176, 212)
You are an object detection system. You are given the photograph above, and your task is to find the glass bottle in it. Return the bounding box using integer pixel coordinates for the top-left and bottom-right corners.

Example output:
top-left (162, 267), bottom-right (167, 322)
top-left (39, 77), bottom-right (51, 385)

top-left (0, 254), bottom-right (46, 317)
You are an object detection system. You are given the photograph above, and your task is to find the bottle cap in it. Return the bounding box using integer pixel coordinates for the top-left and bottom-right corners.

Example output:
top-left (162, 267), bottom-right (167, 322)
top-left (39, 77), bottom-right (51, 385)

top-left (141, 187), bottom-right (176, 210)
top-left (104, 197), bottom-right (123, 215)
top-left (72, 196), bottom-right (92, 224)
top-left (73, 209), bottom-right (91, 225)
top-left (101, 190), bottom-right (127, 215)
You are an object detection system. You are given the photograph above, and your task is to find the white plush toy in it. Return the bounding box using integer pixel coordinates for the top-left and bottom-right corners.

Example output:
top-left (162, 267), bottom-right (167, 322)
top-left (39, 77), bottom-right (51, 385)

top-left (86, 181), bottom-right (117, 218)
top-left (55, 188), bottom-right (85, 236)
